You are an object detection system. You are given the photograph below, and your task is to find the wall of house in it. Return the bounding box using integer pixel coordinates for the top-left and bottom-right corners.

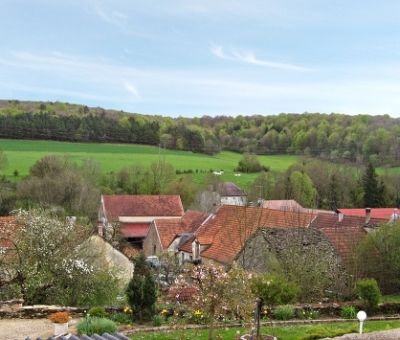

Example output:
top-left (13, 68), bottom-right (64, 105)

top-left (236, 227), bottom-right (339, 272)
top-left (220, 196), bottom-right (247, 206)
top-left (143, 224), bottom-right (162, 257)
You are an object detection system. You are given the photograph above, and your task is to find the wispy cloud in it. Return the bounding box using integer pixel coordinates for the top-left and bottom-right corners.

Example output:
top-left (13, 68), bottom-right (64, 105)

top-left (124, 82), bottom-right (140, 98)
top-left (210, 45), bottom-right (311, 72)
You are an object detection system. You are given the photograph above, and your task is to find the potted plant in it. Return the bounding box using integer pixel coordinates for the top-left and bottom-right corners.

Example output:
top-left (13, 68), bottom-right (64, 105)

top-left (49, 311), bottom-right (70, 336)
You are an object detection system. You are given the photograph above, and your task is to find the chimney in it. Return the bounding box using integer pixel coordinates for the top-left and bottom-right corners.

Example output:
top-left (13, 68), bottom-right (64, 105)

top-left (98, 224), bottom-right (104, 237)
top-left (335, 209), bottom-right (344, 222)
top-left (365, 208), bottom-right (371, 224)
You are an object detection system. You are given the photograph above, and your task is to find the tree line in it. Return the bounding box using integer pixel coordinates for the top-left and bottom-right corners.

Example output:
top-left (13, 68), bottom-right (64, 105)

top-left (1, 100), bottom-right (400, 163)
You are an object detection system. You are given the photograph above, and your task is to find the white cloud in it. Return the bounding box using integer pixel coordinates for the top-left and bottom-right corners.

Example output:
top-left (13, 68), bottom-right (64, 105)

top-left (210, 45), bottom-right (311, 72)
top-left (124, 82), bottom-right (140, 98)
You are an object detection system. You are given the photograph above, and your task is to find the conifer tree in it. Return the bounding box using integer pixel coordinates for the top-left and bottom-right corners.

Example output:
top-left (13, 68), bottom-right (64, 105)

top-left (362, 162), bottom-right (385, 207)
top-left (126, 254), bottom-right (157, 322)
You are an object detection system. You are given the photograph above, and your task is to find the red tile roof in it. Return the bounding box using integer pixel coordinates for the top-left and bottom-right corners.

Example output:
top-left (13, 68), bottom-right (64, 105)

top-left (120, 223), bottom-right (150, 238)
top-left (181, 205), bottom-right (315, 264)
top-left (0, 216), bottom-right (17, 248)
top-left (263, 200), bottom-right (334, 215)
top-left (311, 213), bottom-right (385, 263)
top-left (155, 211), bottom-right (210, 250)
top-left (339, 208), bottom-right (399, 220)
top-left (102, 195), bottom-right (184, 221)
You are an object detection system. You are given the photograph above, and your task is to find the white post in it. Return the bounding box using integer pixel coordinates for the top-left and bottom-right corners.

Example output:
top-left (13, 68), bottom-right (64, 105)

top-left (357, 310), bottom-right (367, 334)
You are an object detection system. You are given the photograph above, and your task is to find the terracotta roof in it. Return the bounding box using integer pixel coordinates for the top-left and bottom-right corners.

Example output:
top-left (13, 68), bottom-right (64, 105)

top-left (182, 205), bottom-right (315, 264)
top-left (311, 213), bottom-right (385, 263)
top-left (120, 223), bottom-right (150, 238)
top-left (0, 216), bottom-right (17, 248)
top-left (102, 195), bottom-right (184, 221)
top-left (155, 211), bottom-right (210, 250)
top-left (218, 182), bottom-right (246, 197)
top-left (338, 208), bottom-right (399, 220)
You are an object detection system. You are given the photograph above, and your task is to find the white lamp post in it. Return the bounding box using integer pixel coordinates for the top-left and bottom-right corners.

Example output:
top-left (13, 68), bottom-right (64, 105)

top-left (357, 310), bottom-right (367, 334)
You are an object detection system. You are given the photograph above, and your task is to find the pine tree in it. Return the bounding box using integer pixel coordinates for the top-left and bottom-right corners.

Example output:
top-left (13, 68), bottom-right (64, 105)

top-left (126, 254), bottom-right (157, 322)
top-left (328, 174), bottom-right (339, 210)
top-left (362, 162), bottom-right (382, 208)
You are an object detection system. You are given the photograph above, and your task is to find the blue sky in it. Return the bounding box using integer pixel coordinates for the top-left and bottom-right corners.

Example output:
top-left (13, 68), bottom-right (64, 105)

top-left (1, 0), bottom-right (400, 117)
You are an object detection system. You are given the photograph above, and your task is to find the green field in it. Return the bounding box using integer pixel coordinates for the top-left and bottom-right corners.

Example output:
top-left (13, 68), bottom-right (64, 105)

top-left (0, 139), bottom-right (299, 187)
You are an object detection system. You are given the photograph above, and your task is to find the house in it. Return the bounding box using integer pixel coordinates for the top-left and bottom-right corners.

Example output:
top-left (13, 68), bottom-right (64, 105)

top-left (178, 205), bottom-right (316, 266)
top-left (310, 211), bottom-right (386, 265)
top-left (338, 207), bottom-right (400, 222)
top-left (143, 210), bottom-right (211, 257)
top-left (98, 195), bottom-right (184, 248)
top-left (218, 182), bottom-right (247, 206)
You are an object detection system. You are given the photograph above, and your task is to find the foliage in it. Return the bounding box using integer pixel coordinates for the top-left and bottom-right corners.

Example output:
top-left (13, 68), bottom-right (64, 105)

top-left (250, 274), bottom-right (297, 307)
top-left (0, 148), bottom-right (7, 171)
top-left (362, 162), bottom-right (386, 207)
top-left (296, 308), bottom-right (320, 320)
top-left (235, 153), bottom-right (267, 173)
top-left (272, 305), bottom-right (295, 320)
top-left (288, 171), bottom-right (317, 207)
top-left (109, 312), bottom-right (132, 325)
top-left (189, 310), bottom-right (208, 324)
top-left (76, 316), bottom-right (117, 335)
top-left (126, 254), bottom-right (157, 322)
top-left (88, 306), bottom-right (108, 318)
top-left (356, 278), bottom-right (381, 311)
top-left (340, 306), bottom-right (357, 319)
top-left (48, 311), bottom-right (70, 324)
top-left (355, 223), bottom-right (400, 293)
top-left (152, 314), bottom-right (164, 327)
top-left (0, 209), bottom-right (120, 306)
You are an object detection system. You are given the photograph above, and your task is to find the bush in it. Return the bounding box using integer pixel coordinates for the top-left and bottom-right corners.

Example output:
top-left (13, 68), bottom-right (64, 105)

top-left (235, 153), bottom-right (268, 173)
top-left (356, 278), bottom-right (381, 311)
top-left (77, 317), bottom-right (117, 335)
top-left (340, 306), bottom-right (357, 319)
top-left (152, 315), bottom-right (163, 327)
top-left (273, 305), bottom-right (294, 320)
top-left (250, 274), bottom-right (298, 307)
top-left (109, 312), bottom-right (132, 325)
top-left (88, 306), bottom-right (107, 318)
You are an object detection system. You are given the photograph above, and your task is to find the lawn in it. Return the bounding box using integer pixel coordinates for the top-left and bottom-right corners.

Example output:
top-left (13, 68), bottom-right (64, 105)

top-left (133, 320), bottom-right (400, 340)
top-left (0, 139), bottom-right (298, 187)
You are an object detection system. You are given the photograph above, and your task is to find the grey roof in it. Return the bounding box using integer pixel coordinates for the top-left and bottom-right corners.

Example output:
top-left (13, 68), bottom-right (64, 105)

top-left (218, 182), bottom-right (246, 197)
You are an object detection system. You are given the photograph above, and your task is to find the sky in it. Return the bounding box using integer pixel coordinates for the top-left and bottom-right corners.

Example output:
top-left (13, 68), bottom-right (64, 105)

top-left (1, 0), bottom-right (400, 117)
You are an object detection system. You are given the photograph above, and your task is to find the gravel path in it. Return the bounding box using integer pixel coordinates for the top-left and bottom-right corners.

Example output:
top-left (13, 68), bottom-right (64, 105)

top-left (0, 319), bottom-right (55, 340)
top-left (332, 328), bottom-right (400, 339)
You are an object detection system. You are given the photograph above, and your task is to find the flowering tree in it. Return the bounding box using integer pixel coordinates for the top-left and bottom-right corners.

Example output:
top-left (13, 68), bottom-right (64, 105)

top-left (173, 263), bottom-right (254, 339)
top-left (0, 209), bottom-right (120, 306)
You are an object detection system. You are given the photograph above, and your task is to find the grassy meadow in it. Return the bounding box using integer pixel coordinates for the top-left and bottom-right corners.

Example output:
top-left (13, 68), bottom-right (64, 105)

top-left (0, 139), bottom-right (299, 187)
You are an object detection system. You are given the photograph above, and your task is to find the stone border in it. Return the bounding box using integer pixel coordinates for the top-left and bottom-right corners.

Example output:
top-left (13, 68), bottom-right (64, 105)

top-left (122, 315), bottom-right (400, 335)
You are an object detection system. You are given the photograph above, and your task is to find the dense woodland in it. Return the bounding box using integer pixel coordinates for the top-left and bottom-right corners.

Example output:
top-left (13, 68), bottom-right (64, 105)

top-left (1, 100), bottom-right (400, 165)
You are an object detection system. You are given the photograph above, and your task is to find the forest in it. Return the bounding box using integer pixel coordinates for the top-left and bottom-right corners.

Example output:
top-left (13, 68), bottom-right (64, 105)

top-left (1, 100), bottom-right (400, 165)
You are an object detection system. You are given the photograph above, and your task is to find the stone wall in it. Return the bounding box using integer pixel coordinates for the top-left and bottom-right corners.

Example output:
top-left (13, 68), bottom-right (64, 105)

top-left (143, 223), bottom-right (162, 257)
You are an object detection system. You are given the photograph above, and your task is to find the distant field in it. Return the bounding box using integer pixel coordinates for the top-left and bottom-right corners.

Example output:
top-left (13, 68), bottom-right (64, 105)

top-left (0, 139), bottom-right (299, 187)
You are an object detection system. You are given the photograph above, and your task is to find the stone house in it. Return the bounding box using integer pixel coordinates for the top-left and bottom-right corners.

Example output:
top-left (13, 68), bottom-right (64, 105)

top-left (98, 195), bottom-right (184, 248)
top-left (218, 182), bottom-right (247, 206)
top-left (178, 205), bottom-right (316, 266)
top-left (143, 210), bottom-right (211, 259)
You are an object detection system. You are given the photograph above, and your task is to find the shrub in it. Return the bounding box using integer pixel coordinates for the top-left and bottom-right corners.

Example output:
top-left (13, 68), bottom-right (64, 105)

top-left (189, 309), bottom-right (208, 324)
top-left (77, 317), bottom-right (117, 335)
top-left (340, 306), bottom-right (357, 319)
top-left (356, 278), bottom-right (381, 311)
top-left (109, 312), bottom-right (131, 325)
top-left (235, 153), bottom-right (267, 173)
top-left (273, 305), bottom-right (294, 320)
top-left (250, 274), bottom-right (298, 307)
top-left (88, 306), bottom-right (107, 318)
top-left (152, 315), bottom-right (163, 327)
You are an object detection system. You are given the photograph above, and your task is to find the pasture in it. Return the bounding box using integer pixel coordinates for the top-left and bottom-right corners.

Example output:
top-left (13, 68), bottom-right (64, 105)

top-left (0, 139), bottom-right (299, 187)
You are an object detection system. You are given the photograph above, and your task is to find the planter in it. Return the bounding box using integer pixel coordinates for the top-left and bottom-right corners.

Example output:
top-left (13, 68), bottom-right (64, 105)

top-left (53, 322), bottom-right (68, 336)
